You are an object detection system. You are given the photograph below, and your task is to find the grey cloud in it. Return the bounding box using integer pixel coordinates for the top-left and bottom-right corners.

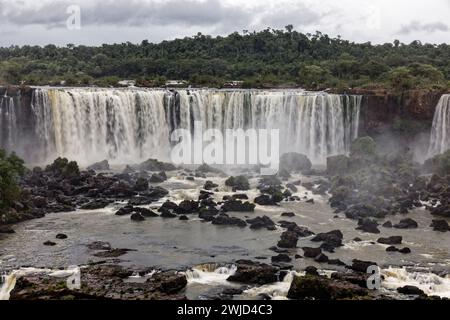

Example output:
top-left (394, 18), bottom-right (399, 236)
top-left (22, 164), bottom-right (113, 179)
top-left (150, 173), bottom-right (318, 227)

top-left (0, 0), bottom-right (251, 28)
top-left (398, 21), bottom-right (449, 34)
top-left (259, 3), bottom-right (327, 29)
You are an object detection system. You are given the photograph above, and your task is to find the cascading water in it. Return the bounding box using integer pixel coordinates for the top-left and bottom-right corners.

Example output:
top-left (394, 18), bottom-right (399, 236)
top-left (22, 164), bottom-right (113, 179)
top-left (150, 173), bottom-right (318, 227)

top-left (0, 88), bottom-right (361, 165)
top-left (428, 94), bottom-right (450, 157)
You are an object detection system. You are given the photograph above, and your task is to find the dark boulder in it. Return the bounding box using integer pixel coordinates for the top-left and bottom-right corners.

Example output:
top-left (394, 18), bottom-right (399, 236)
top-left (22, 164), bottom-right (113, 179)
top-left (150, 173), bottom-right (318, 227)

top-left (430, 220), bottom-right (450, 232)
top-left (212, 213), bottom-right (247, 227)
top-left (278, 221), bottom-right (314, 237)
top-left (222, 200), bottom-right (255, 212)
top-left (80, 199), bottom-right (111, 210)
top-left (311, 230), bottom-right (343, 252)
top-left (397, 285), bottom-right (424, 295)
top-left (394, 218), bottom-right (418, 229)
top-left (204, 181), bottom-right (219, 190)
top-left (0, 226), bottom-right (15, 234)
top-left (377, 236), bottom-right (403, 245)
top-left (43, 241), bottom-right (56, 246)
top-left (277, 231), bottom-right (299, 248)
top-left (271, 254), bottom-right (292, 263)
top-left (175, 200), bottom-right (199, 215)
top-left (287, 275), bottom-right (368, 300)
top-left (302, 247), bottom-right (322, 258)
top-left (326, 155), bottom-right (349, 175)
top-left (149, 172), bottom-right (167, 183)
top-left (227, 260), bottom-right (278, 285)
top-left (350, 259), bottom-right (377, 273)
top-left (56, 234), bottom-right (68, 239)
top-left (281, 212), bottom-right (295, 217)
top-left (130, 213), bottom-right (145, 221)
top-left (134, 177), bottom-right (149, 191)
top-left (138, 159), bottom-right (176, 172)
top-left (356, 218), bottom-right (380, 234)
top-left (246, 216), bottom-right (276, 231)
top-left (225, 176), bottom-right (250, 191)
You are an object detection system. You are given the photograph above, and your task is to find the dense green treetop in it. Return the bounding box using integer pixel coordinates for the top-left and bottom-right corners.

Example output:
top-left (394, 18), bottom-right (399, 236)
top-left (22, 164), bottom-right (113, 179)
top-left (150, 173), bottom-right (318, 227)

top-left (0, 27), bottom-right (449, 90)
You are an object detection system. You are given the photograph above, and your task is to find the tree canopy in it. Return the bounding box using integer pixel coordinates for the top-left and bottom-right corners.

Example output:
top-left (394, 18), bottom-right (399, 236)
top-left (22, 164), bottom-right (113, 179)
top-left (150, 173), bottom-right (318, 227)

top-left (0, 27), bottom-right (449, 90)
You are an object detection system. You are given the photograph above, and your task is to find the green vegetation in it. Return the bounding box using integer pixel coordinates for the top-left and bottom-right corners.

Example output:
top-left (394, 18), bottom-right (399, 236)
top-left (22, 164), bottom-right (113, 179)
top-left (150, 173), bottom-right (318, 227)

top-left (0, 149), bottom-right (25, 209)
top-left (350, 137), bottom-right (377, 158)
top-left (45, 157), bottom-right (80, 179)
top-left (1, 27), bottom-right (450, 90)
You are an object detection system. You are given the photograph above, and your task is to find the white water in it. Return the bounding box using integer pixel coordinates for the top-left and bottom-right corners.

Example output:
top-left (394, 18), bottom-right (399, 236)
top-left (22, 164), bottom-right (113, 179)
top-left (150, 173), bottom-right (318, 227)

top-left (382, 267), bottom-right (450, 299)
top-left (1, 88), bottom-right (361, 165)
top-left (428, 94), bottom-right (450, 156)
top-left (0, 267), bottom-right (80, 300)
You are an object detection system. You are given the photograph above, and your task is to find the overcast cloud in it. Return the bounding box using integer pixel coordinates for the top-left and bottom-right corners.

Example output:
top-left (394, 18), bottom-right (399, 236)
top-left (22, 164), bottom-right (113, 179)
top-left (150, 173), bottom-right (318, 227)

top-left (0, 0), bottom-right (449, 46)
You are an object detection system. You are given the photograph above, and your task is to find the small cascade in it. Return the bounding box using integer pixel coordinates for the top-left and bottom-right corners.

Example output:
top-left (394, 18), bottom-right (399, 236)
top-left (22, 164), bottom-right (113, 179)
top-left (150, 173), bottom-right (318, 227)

top-left (428, 94), bottom-right (450, 157)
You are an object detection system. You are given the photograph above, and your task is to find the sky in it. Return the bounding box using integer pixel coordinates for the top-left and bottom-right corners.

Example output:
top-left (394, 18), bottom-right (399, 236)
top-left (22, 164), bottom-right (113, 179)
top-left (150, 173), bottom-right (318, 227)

top-left (0, 0), bottom-right (449, 47)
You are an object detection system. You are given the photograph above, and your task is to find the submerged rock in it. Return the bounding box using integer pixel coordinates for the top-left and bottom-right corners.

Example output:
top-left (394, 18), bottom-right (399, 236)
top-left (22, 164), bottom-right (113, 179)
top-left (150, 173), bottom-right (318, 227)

top-left (221, 199), bottom-right (255, 212)
top-left (212, 213), bottom-right (247, 227)
top-left (246, 216), bottom-right (276, 230)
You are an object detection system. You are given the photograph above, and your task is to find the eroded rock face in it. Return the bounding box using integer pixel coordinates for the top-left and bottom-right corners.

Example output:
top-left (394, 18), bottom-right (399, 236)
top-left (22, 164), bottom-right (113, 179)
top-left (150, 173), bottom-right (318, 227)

top-left (287, 275), bottom-right (369, 300)
top-left (227, 260), bottom-right (278, 285)
top-left (9, 265), bottom-right (187, 300)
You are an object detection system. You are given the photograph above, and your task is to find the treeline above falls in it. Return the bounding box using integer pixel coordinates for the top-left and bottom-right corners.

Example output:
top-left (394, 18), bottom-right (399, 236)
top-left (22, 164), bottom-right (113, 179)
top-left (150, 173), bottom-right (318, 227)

top-left (0, 87), bottom-right (449, 166)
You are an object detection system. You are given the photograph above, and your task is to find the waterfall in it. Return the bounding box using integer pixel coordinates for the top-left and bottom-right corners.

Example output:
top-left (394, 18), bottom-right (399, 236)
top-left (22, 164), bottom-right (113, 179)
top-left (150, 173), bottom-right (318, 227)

top-left (0, 88), bottom-right (361, 165)
top-left (428, 94), bottom-right (450, 157)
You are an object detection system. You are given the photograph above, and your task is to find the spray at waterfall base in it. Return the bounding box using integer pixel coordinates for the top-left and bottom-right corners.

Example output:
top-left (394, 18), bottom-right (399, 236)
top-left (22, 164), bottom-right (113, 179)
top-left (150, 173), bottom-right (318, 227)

top-left (170, 121), bottom-right (279, 175)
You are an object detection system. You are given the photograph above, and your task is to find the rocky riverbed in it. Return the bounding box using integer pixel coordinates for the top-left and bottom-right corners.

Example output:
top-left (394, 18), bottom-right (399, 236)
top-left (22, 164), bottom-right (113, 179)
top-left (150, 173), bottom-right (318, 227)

top-left (1, 151), bottom-right (449, 300)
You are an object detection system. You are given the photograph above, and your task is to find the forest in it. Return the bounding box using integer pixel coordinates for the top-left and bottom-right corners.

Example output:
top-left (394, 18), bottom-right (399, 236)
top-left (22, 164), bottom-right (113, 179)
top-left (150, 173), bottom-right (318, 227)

top-left (0, 26), bottom-right (449, 91)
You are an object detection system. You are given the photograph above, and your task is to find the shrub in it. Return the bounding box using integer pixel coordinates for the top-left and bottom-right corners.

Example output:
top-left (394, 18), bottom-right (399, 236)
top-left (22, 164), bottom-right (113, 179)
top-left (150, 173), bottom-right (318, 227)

top-left (0, 149), bottom-right (25, 208)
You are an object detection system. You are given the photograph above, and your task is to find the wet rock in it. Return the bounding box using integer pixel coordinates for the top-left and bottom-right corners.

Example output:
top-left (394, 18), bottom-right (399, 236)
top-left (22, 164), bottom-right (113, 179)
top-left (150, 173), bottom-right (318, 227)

top-left (138, 159), bottom-right (176, 172)
top-left (80, 199), bottom-right (111, 210)
top-left (382, 221), bottom-right (393, 228)
top-left (394, 218), bottom-right (418, 229)
top-left (179, 215), bottom-right (189, 221)
top-left (386, 246), bottom-right (399, 252)
top-left (0, 225), bottom-right (15, 234)
top-left (315, 253), bottom-right (329, 263)
top-left (328, 259), bottom-right (347, 267)
top-left (56, 234), bottom-right (68, 239)
top-left (135, 207), bottom-right (158, 217)
top-left (287, 275), bottom-right (368, 300)
top-left (227, 260), bottom-right (278, 285)
top-left (160, 209), bottom-right (177, 218)
top-left (115, 205), bottom-right (135, 216)
top-left (246, 216), bottom-right (276, 230)
top-left (212, 213), bottom-right (247, 227)
top-left (93, 248), bottom-right (134, 258)
top-left (331, 272), bottom-right (370, 288)
top-left (204, 181), bottom-right (219, 190)
top-left (147, 271), bottom-right (187, 294)
top-left (134, 177), bottom-right (149, 191)
top-left (377, 236), bottom-right (403, 245)
top-left (225, 176), bottom-right (250, 191)
top-left (176, 200), bottom-right (199, 215)
top-left (87, 241), bottom-right (112, 251)
top-left (221, 199), bottom-right (255, 212)
top-left (306, 199), bottom-right (315, 204)
top-left (149, 172), bottom-right (167, 183)
top-left (302, 247), bottom-right (322, 258)
top-left (277, 231), bottom-right (299, 248)
top-left (311, 230), bottom-right (343, 252)
top-left (397, 285), bottom-right (424, 295)
top-left (130, 213), bottom-right (145, 222)
top-left (305, 266), bottom-right (319, 276)
top-left (399, 247), bottom-right (411, 254)
top-left (271, 254), bottom-right (292, 263)
top-left (278, 221), bottom-right (314, 237)
top-left (199, 206), bottom-right (219, 221)
top-left (32, 196), bottom-right (48, 208)
top-left (87, 160), bottom-right (110, 171)
top-left (280, 153), bottom-right (312, 173)
top-left (350, 259), bottom-right (377, 273)
top-left (281, 212), bottom-right (295, 217)
top-left (356, 218), bottom-right (380, 234)
top-left (430, 220), bottom-right (450, 232)
top-left (254, 194), bottom-right (278, 206)
top-left (43, 241), bottom-right (57, 246)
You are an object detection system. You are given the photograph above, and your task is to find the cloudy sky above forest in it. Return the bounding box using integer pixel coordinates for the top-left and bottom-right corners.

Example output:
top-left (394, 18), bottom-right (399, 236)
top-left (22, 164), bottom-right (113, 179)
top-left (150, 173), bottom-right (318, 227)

top-left (0, 0), bottom-right (449, 46)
